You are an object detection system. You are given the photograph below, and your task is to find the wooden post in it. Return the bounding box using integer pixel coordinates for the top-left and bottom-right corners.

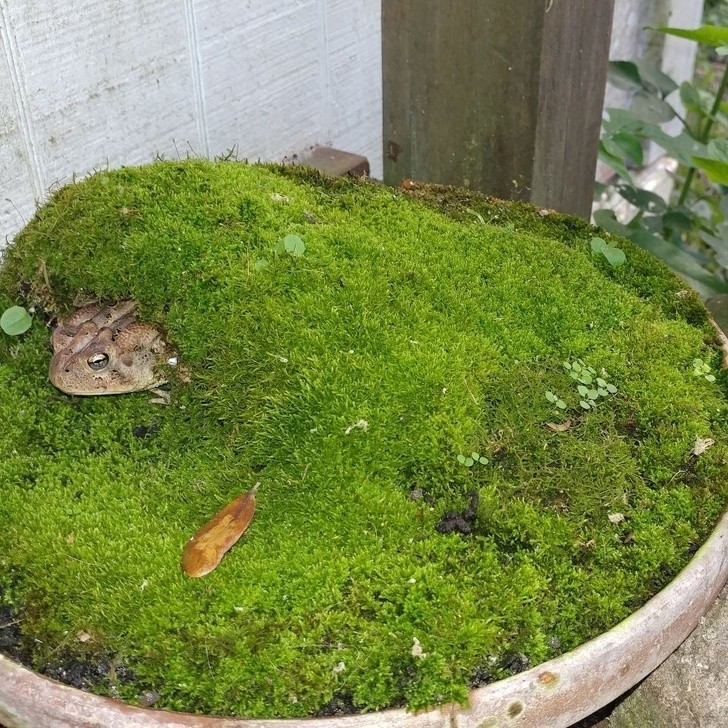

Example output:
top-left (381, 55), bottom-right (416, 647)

top-left (382, 1), bottom-right (615, 218)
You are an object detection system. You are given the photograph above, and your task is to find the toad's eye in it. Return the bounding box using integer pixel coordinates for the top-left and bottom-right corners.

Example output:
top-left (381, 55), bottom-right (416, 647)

top-left (87, 353), bottom-right (110, 371)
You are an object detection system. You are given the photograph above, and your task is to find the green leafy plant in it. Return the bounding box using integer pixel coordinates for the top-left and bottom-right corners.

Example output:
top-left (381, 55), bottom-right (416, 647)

top-left (596, 24), bottom-right (728, 298)
top-left (590, 236), bottom-right (626, 268)
top-left (563, 360), bottom-right (618, 410)
top-left (457, 452), bottom-right (489, 467)
top-left (692, 357), bottom-right (717, 382)
top-left (545, 390), bottom-right (567, 409)
top-left (274, 233), bottom-right (306, 258)
top-left (254, 233), bottom-right (306, 271)
top-left (0, 305), bottom-right (32, 335)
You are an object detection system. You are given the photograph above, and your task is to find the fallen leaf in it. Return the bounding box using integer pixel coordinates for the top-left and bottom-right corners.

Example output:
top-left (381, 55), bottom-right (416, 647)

top-left (182, 486), bottom-right (258, 578)
top-left (546, 420), bottom-right (572, 432)
top-left (76, 630), bottom-right (92, 643)
top-left (691, 437), bottom-right (715, 457)
top-left (608, 512), bottom-right (625, 524)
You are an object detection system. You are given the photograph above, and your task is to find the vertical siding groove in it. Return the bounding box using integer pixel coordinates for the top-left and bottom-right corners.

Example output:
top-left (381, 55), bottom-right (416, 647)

top-left (0, 0), bottom-right (45, 198)
top-left (182, 0), bottom-right (210, 156)
top-left (317, 0), bottom-right (332, 144)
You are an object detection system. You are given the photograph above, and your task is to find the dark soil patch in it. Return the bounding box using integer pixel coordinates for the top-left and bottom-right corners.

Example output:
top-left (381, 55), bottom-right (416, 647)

top-left (435, 489), bottom-right (480, 535)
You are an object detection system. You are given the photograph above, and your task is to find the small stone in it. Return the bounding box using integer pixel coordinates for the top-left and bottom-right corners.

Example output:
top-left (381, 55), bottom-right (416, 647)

top-left (138, 690), bottom-right (160, 708)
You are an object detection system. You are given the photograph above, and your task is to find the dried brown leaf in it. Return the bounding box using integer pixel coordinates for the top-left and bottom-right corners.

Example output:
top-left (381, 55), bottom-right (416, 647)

top-left (608, 512), bottom-right (625, 524)
top-left (546, 420), bottom-right (572, 432)
top-left (182, 487), bottom-right (257, 578)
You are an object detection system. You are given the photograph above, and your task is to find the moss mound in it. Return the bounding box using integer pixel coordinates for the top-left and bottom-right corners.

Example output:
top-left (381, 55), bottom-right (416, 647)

top-left (0, 161), bottom-right (727, 718)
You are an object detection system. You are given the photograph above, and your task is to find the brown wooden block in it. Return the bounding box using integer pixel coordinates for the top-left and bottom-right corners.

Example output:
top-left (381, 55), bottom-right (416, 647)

top-left (299, 146), bottom-right (370, 178)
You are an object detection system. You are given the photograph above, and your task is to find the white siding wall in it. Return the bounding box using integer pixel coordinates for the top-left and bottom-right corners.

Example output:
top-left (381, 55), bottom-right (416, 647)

top-left (0, 0), bottom-right (382, 248)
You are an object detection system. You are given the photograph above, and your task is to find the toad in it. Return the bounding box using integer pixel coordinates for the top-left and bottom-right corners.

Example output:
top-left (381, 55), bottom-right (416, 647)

top-left (49, 300), bottom-right (173, 396)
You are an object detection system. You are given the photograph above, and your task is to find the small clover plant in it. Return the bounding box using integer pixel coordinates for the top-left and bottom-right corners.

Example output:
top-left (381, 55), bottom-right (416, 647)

top-left (692, 358), bottom-right (716, 383)
top-left (457, 452), bottom-right (489, 467)
top-left (1, 306), bottom-right (32, 336)
top-left (545, 390), bottom-right (567, 410)
top-left (564, 360), bottom-right (618, 410)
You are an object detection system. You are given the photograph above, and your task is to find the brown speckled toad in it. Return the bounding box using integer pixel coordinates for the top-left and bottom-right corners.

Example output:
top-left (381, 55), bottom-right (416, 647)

top-left (49, 301), bottom-right (172, 395)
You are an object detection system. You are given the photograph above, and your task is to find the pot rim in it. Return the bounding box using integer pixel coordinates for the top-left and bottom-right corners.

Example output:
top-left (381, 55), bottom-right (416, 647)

top-left (1, 509), bottom-right (726, 728)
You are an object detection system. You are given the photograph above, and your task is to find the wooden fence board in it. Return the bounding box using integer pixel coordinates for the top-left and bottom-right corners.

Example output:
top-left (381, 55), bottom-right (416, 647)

top-left (382, 0), bottom-right (615, 218)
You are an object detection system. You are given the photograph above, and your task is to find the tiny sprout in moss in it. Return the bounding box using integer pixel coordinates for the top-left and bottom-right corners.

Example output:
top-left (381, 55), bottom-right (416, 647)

top-left (253, 257), bottom-right (269, 271)
top-left (545, 390), bottom-right (567, 409)
top-left (1, 305), bottom-right (32, 335)
top-left (457, 452), bottom-right (489, 467)
top-left (692, 358), bottom-right (716, 382)
top-left (590, 237), bottom-right (626, 268)
top-left (275, 233), bottom-right (306, 258)
top-left (466, 208), bottom-right (486, 225)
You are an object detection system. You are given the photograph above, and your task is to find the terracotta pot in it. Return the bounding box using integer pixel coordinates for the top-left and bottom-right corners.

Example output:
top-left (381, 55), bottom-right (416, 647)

top-left (1, 509), bottom-right (726, 728)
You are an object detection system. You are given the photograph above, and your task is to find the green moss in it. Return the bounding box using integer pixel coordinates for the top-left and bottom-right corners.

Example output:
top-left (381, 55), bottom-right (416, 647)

top-left (0, 160), bottom-right (727, 717)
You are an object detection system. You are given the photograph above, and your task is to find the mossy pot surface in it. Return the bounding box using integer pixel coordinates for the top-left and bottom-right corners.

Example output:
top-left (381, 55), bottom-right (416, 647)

top-left (0, 161), bottom-right (727, 724)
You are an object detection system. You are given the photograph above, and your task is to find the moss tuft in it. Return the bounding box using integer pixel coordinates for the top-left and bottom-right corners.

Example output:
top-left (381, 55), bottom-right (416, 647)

top-left (0, 160), bottom-right (726, 717)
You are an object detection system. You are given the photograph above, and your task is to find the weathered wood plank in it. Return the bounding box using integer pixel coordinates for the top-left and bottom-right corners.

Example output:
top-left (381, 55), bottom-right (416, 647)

top-left (382, 0), bottom-right (615, 218)
top-left (532, 0), bottom-right (615, 216)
